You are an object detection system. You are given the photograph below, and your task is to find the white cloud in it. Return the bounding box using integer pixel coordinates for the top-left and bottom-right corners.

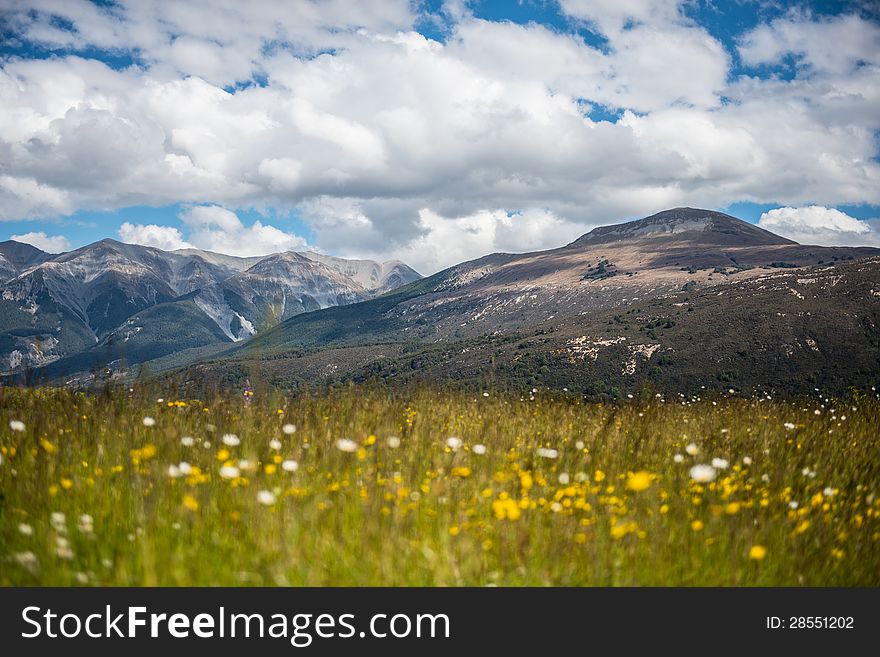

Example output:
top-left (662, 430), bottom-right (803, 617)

top-left (385, 207), bottom-right (588, 274)
top-left (9, 231), bottom-right (71, 253)
top-left (0, 4), bottom-right (878, 272)
top-left (757, 206), bottom-right (880, 247)
top-left (117, 205), bottom-right (310, 256)
top-left (118, 222), bottom-right (193, 251)
top-left (738, 12), bottom-right (880, 75)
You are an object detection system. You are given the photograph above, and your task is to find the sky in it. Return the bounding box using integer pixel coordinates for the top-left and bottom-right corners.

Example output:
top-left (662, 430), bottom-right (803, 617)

top-left (0, 0), bottom-right (879, 273)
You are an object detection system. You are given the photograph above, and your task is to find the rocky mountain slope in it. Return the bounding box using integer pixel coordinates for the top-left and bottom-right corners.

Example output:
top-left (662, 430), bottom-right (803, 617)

top-left (0, 239), bottom-right (420, 375)
top-left (171, 208), bottom-right (880, 396)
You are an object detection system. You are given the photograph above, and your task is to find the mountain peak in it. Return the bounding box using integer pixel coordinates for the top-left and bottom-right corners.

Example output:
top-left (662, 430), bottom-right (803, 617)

top-left (571, 207), bottom-right (796, 247)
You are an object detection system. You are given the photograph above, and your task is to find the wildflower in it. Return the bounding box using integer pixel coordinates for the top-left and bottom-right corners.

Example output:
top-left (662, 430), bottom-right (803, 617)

top-left (335, 438), bottom-right (358, 452)
top-left (594, 470), bottom-right (606, 482)
top-left (685, 443), bottom-right (699, 456)
top-left (78, 514), bottom-right (94, 533)
top-left (472, 444), bottom-right (487, 455)
top-left (180, 436), bottom-right (195, 447)
top-left (724, 502), bottom-right (741, 515)
top-left (178, 462), bottom-right (192, 475)
top-left (182, 494), bottom-right (199, 512)
top-left (282, 459), bottom-right (299, 472)
top-left (50, 512), bottom-right (66, 532)
top-left (831, 548), bottom-right (845, 560)
top-left (222, 433), bottom-right (240, 447)
top-left (446, 437), bottom-right (463, 451)
top-left (257, 490), bottom-right (276, 506)
top-left (742, 456), bottom-right (753, 466)
top-left (673, 454), bottom-right (684, 463)
top-left (56, 538), bottom-right (74, 560)
top-left (9, 419), bottom-right (25, 432)
top-left (691, 520), bottom-right (704, 531)
top-left (749, 545), bottom-right (767, 561)
top-left (269, 439), bottom-right (282, 451)
top-left (711, 458), bottom-right (729, 470)
top-left (492, 496), bottom-right (522, 521)
top-left (689, 464), bottom-right (717, 483)
top-left (219, 465), bottom-right (241, 479)
top-left (451, 467), bottom-right (471, 478)
top-left (167, 464), bottom-right (182, 478)
top-left (142, 417), bottom-right (156, 427)
top-left (282, 424), bottom-right (297, 435)
top-left (784, 422), bottom-right (796, 430)
top-left (238, 459), bottom-right (256, 472)
top-left (15, 551), bottom-right (38, 571)
top-left (789, 500), bottom-right (799, 510)
top-left (18, 523), bottom-right (33, 536)
top-left (823, 487), bottom-right (836, 498)
top-left (537, 447), bottom-right (559, 459)
top-left (558, 473), bottom-right (570, 485)
top-left (575, 440), bottom-right (585, 450)
top-left (626, 471), bottom-right (653, 492)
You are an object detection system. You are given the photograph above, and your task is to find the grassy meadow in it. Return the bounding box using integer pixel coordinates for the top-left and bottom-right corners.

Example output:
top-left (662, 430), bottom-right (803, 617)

top-left (1, 385), bottom-right (878, 586)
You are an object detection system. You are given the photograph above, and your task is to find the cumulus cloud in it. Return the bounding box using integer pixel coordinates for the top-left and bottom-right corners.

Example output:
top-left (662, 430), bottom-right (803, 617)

top-left (119, 205), bottom-right (309, 256)
top-left (757, 206), bottom-right (880, 247)
top-left (9, 231), bottom-right (71, 253)
top-left (0, 2), bottom-right (878, 271)
top-left (118, 222), bottom-right (193, 251)
top-left (386, 207), bottom-right (588, 274)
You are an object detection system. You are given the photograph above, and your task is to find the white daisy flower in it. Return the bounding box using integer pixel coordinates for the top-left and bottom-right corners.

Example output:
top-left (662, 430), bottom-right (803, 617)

top-left (335, 438), bottom-right (358, 453)
top-left (219, 465), bottom-right (241, 479)
top-left (282, 459), bottom-right (299, 472)
top-left (180, 436), bottom-right (195, 447)
top-left (269, 439), bottom-right (282, 451)
top-left (256, 490), bottom-right (276, 506)
top-left (282, 424), bottom-right (297, 435)
top-left (9, 419), bottom-right (25, 432)
top-left (711, 458), bottom-right (729, 470)
top-left (472, 444), bottom-right (487, 455)
top-left (221, 433), bottom-right (240, 447)
top-left (537, 448), bottom-right (559, 459)
top-left (446, 437), bottom-right (463, 451)
top-left (387, 436), bottom-right (401, 448)
top-left (142, 417), bottom-right (156, 427)
top-left (689, 464), bottom-right (717, 483)
top-left (685, 443), bottom-right (699, 456)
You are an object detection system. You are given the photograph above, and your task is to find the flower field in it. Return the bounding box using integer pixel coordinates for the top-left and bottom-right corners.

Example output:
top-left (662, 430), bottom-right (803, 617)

top-left (1, 386), bottom-right (878, 586)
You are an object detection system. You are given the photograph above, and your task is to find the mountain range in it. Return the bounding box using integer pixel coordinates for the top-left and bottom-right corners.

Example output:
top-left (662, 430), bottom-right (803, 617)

top-left (0, 239), bottom-right (420, 376)
top-left (4, 207), bottom-right (880, 396)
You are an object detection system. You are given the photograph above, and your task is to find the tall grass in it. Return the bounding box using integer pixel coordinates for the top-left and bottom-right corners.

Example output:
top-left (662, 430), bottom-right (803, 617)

top-left (1, 385), bottom-right (878, 586)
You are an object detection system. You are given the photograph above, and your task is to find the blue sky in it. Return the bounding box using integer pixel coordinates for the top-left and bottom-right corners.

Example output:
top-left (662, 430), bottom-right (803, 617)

top-left (1, 0), bottom-right (878, 271)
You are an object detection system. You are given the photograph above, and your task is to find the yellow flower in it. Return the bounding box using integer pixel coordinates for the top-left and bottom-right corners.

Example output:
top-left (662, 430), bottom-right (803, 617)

top-left (216, 448), bottom-right (230, 461)
top-left (626, 471), bottom-right (652, 492)
top-left (749, 545), bottom-right (767, 560)
top-left (182, 494), bottom-right (199, 512)
top-left (449, 526), bottom-right (460, 536)
top-left (60, 478), bottom-right (73, 490)
top-left (831, 548), bottom-right (845, 560)
top-left (725, 502), bottom-right (741, 515)
top-left (691, 520), bottom-right (704, 531)
top-left (594, 470), bottom-right (606, 482)
top-left (492, 496), bottom-right (522, 521)
top-left (264, 464), bottom-right (277, 475)
top-left (39, 438), bottom-right (57, 454)
top-left (451, 466), bottom-right (471, 478)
